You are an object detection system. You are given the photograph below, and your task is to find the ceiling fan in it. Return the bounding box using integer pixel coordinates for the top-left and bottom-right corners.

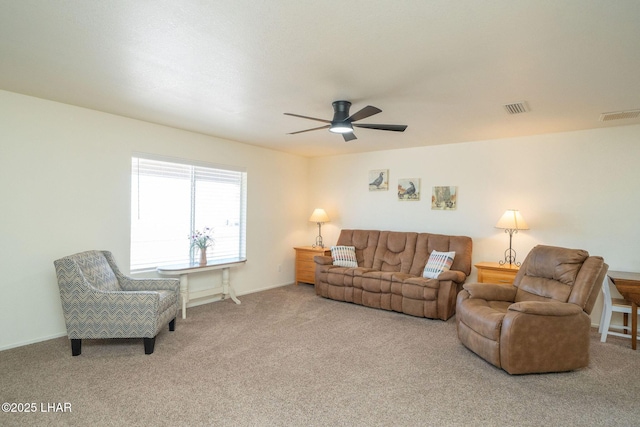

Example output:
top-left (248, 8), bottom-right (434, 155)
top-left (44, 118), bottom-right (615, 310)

top-left (284, 100), bottom-right (407, 142)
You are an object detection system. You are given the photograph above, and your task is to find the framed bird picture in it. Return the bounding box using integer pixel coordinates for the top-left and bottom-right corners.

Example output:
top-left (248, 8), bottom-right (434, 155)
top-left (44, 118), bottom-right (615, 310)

top-left (398, 178), bottom-right (420, 201)
top-left (432, 186), bottom-right (457, 210)
top-left (368, 169), bottom-right (389, 191)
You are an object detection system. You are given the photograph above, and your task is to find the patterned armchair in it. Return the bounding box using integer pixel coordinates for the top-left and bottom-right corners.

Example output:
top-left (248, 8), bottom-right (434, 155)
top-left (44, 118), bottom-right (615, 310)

top-left (54, 250), bottom-right (179, 355)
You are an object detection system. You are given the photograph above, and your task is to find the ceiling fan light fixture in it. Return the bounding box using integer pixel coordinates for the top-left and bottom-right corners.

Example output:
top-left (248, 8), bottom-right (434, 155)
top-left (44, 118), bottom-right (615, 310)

top-left (285, 100), bottom-right (406, 139)
top-left (329, 122), bottom-right (353, 134)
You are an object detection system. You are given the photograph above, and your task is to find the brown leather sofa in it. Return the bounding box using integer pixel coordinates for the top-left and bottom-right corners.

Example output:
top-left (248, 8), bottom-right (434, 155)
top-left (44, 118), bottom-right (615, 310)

top-left (456, 245), bottom-right (608, 374)
top-left (314, 229), bottom-right (473, 320)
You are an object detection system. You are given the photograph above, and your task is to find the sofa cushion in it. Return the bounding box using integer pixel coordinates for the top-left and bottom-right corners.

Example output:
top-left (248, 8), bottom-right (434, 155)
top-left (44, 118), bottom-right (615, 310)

top-left (336, 230), bottom-right (380, 268)
top-left (331, 245), bottom-right (358, 268)
top-left (410, 233), bottom-right (473, 277)
top-left (372, 231), bottom-right (417, 273)
top-left (362, 271), bottom-right (395, 293)
top-left (402, 281), bottom-right (439, 301)
top-left (423, 250), bottom-right (455, 279)
top-left (327, 267), bottom-right (353, 286)
top-left (403, 276), bottom-right (440, 289)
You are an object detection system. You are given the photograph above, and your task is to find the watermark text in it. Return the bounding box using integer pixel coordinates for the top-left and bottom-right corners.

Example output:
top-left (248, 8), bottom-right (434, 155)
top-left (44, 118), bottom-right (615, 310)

top-left (2, 402), bottom-right (72, 413)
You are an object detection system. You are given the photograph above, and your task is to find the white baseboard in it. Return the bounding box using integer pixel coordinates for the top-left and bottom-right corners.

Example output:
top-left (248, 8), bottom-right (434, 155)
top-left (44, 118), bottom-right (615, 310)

top-left (237, 281), bottom-right (295, 296)
top-left (183, 281), bottom-right (295, 310)
top-left (0, 331), bottom-right (68, 352)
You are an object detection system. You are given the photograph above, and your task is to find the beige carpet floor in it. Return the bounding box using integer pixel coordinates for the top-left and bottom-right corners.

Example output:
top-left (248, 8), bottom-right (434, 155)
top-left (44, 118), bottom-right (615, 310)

top-left (1, 284), bottom-right (639, 426)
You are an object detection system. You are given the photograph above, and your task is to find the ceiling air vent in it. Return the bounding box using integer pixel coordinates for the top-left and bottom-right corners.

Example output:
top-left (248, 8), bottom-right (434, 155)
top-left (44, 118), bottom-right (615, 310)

top-left (503, 101), bottom-right (529, 115)
top-left (599, 109), bottom-right (640, 121)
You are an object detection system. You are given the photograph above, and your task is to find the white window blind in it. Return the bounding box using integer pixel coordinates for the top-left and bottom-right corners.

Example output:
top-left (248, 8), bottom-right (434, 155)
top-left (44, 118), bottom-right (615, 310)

top-left (130, 155), bottom-right (247, 271)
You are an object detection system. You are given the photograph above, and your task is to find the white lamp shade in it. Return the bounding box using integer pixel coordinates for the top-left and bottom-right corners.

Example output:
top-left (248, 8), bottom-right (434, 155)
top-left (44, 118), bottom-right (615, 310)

top-left (309, 208), bottom-right (330, 223)
top-left (495, 209), bottom-right (529, 230)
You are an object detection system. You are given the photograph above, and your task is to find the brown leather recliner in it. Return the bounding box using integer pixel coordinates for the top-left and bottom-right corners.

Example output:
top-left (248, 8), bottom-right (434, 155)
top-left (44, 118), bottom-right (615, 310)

top-left (456, 245), bottom-right (608, 374)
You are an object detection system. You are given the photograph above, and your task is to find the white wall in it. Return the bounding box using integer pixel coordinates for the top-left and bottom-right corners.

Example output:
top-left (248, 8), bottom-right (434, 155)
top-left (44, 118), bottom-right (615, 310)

top-left (0, 90), bottom-right (309, 351)
top-left (308, 125), bottom-right (640, 324)
top-left (2, 88), bottom-right (638, 351)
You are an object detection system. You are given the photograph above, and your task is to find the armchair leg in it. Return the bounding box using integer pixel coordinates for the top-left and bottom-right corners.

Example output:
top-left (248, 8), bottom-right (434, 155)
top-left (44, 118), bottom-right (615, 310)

top-left (71, 339), bottom-right (81, 356)
top-left (144, 337), bottom-right (156, 355)
top-left (169, 318), bottom-right (176, 331)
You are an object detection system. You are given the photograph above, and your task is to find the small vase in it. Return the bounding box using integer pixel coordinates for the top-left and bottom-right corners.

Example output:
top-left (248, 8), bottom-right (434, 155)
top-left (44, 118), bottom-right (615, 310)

top-left (199, 248), bottom-right (207, 266)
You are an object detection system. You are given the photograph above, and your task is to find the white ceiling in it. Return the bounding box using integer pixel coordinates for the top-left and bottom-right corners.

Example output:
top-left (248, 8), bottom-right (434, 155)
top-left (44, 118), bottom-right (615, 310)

top-left (1, 1), bottom-right (640, 157)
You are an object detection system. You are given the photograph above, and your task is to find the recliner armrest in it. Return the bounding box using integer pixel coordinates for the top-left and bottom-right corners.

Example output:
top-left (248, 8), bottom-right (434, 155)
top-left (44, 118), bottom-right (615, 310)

top-left (462, 283), bottom-right (517, 301)
top-left (508, 300), bottom-right (583, 316)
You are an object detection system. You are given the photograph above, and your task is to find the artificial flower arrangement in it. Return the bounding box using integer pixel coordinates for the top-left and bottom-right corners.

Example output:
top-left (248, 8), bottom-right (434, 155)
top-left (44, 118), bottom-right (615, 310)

top-left (189, 227), bottom-right (215, 250)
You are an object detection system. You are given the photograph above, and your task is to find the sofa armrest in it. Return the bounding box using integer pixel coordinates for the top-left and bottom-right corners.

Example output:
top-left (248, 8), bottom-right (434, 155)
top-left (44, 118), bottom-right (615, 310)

top-left (103, 251), bottom-right (179, 292)
top-left (500, 302), bottom-right (591, 374)
top-left (437, 270), bottom-right (466, 284)
top-left (508, 300), bottom-right (583, 316)
top-left (120, 277), bottom-right (180, 292)
top-left (462, 283), bottom-right (517, 302)
top-left (314, 255), bottom-right (333, 265)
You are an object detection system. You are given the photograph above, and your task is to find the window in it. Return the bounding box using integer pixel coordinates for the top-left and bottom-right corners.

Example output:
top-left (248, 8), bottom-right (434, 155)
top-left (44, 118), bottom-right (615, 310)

top-left (130, 154), bottom-right (247, 271)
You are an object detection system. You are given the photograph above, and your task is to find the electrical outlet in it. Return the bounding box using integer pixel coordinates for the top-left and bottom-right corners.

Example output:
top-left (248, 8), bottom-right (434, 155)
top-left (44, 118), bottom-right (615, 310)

top-left (278, 264), bottom-right (282, 272)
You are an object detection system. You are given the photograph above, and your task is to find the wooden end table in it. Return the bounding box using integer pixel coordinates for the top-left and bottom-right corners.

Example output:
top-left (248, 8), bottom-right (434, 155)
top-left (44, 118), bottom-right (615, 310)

top-left (607, 270), bottom-right (640, 350)
top-left (294, 246), bottom-right (331, 285)
top-left (475, 262), bottom-right (520, 285)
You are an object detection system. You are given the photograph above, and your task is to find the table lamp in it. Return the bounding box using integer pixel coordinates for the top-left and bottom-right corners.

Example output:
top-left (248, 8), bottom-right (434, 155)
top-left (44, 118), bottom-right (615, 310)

top-left (495, 209), bottom-right (529, 266)
top-left (309, 208), bottom-right (330, 248)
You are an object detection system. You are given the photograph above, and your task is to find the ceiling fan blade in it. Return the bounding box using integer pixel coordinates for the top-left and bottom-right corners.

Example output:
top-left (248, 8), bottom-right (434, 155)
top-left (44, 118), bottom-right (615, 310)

top-left (283, 113), bottom-right (331, 123)
top-left (287, 124), bottom-right (331, 135)
top-left (353, 123), bottom-right (407, 132)
top-left (342, 132), bottom-right (357, 142)
top-left (347, 105), bottom-right (382, 122)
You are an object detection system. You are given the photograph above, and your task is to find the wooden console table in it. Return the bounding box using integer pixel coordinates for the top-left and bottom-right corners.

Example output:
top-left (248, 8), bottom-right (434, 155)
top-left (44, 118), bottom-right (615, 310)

top-left (607, 270), bottom-right (640, 350)
top-left (157, 257), bottom-right (246, 319)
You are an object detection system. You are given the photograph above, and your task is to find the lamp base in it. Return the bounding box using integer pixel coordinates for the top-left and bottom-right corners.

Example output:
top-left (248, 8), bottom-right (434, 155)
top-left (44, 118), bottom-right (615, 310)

top-left (499, 248), bottom-right (521, 267)
top-left (498, 228), bottom-right (521, 267)
top-left (312, 236), bottom-right (324, 248)
top-left (312, 223), bottom-right (325, 248)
